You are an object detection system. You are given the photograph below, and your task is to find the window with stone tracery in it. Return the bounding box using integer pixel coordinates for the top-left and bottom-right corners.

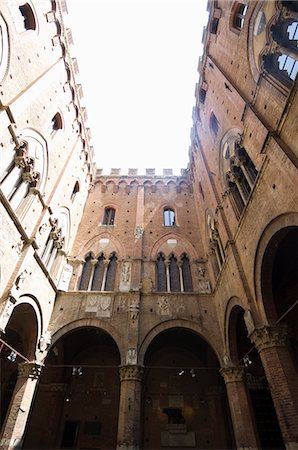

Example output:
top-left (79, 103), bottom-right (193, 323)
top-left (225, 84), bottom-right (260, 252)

top-left (261, 4), bottom-right (298, 86)
top-left (41, 209), bottom-right (69, 274)
top-left (207, 213), bottom-right (225, 277)
top-left (156, 253), bottom-right (193, 292)
top-left (79, 252), bottom-right (117, 291)
top-left (221, 135), bottom-right (258, 219)
top-left (0, 132), bottom-right (47, 214)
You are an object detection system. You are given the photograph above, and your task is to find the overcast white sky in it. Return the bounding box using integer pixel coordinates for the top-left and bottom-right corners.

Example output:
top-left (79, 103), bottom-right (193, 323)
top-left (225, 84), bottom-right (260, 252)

top-left (65, 0), bottom-right (208, 175)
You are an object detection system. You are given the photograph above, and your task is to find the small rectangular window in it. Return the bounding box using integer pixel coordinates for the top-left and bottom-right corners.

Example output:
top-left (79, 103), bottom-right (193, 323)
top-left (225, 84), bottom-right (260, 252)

top-left (103, 207), bottom-right (115, 225)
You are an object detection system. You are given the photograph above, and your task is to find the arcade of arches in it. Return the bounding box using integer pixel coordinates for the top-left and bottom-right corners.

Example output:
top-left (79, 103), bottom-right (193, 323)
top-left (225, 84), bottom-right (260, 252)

top-left (1, 222), bottom-right (297, 450)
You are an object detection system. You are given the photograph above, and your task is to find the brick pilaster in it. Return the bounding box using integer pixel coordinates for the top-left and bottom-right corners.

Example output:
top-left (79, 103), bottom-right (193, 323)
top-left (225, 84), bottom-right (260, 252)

top-left (250, 326), bottom-right (298, 448)
top-left (220, 366), bottom-right (259, 450)
top-left (0, 361), bottom-right (43, 450)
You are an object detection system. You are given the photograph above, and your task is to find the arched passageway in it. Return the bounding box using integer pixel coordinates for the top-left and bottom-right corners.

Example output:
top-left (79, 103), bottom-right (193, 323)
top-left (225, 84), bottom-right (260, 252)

top-left (228, 306), bottom-right (284, 449)
top-left (261, 226), bottom-right (298, 364)
top-left (142, 327), bottom-right (234, 449)
top-left (0, 303), bottom-right (38, 430)
top-left (24, 327), bottom-right (120, 449)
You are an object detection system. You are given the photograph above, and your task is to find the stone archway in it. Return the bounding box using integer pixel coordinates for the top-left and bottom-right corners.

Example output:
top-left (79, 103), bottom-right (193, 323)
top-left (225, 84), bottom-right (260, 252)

top-left (0, 302), bottom-right (40, 447)
top-left (261, 226), bottom-right (298, 353)
top-left (227, 305), bottom-right (284, 449)
top-left (23, 326), bottom-right (121, 450)
top-left (142, 327), bottom-right (234, 449)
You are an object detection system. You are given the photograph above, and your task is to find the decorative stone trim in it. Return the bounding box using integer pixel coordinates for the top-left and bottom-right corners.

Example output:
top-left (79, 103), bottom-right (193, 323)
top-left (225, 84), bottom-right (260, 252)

top-left (18, 361), bottom-right (43, 379)
top-left (249, 325), bottom-right (288, 352)
top-left (119, 365), bottom-right (144, 382)
top-left (220, 366), bottom-right (245, 383)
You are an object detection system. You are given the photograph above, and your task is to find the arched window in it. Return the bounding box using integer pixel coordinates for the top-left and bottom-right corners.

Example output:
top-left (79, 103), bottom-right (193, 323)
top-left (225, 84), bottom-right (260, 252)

top-left (156, 253), bottom-right (167, 291)
top-left (71, 181), bottom-right (80, 201)
top-left (207, 213), bottom-right (225, 277)
top-left (164, 208), bottom-right (175, 226)
top-left (104, 253), bottom-right (117, 291)
top-left (262, 12), bottom-right (298, 86)
top-left (41, 210), bottom-right (69, 273)
top-left (79, 254), bottom-right (93, 290)
top-left (169, 254), bottom-right (180, 292)
top-left (222, 136), bottom-right (258, 219)
top-left (210, 112), bottom-right (219, 136)
top-left (181, 254), bottom-right (193, 292)
top-left (156, 253), bottom-right (193, 293)
top-left (91, 253), bottom-right (105, 291)
top-left (103, 207), bottom-right (115, 225)
top-left (13, 3), bottom-right (36, 32)
top-left (0, 133), bottom-right (47, 213)
top-left (51, 112), bottom-right (63, 133)
top-left (232, 2), bottom-right (248, 31)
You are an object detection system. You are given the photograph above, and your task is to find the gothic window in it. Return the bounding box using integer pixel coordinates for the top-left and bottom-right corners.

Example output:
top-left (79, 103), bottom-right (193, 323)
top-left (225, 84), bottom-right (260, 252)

top-left (169, 254), bottom-right (180, 292)
top-left (232, 3), bottom-right (248, 31)
top-left (210, 112), bottom-right (219, 136)
top-left (156, 253), bottom-right (167, 291)
top-left (0, 133), bottom-right (47, 213)
top-left (207, 213), bottom-right (225, 277)
top-left (262, 12), bottom-right (298, 86)
top-left (91, 253), bottom-right (105, 291)
top-left (13, 3), bottom-right (37, 33)
top-left (104, 253), bottom-right (117, 291)
top-left (199, 88), bottom-right (206, 104)
top-left (41, 210), bottom-right (69, 273)
top-left (51, 112), bottom-right (63, 133)
top-left (0, 14), bottom-right (9, 82)
top-left (103, 207), bottom-right (115, 225)
top-left (222, 136), bottom-right (258, 219)
top-left (79, 254), bottom-right (93, 290)
top-left (71, 181), bottom-right (80, 201)
top-left (181, 254), bottom-right (193, 292)
top-left (78, 252), bottom-right (117, 291)
top-left (210, 17), bottom-right (219, 34)
top-left (156, 253), bottom-right (193, 293)
top-left (164, 208), bottom-right (175, 226)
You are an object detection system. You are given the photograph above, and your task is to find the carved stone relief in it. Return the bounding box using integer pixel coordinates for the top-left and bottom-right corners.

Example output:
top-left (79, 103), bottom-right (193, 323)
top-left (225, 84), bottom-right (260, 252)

top-left (158, 296), bottom-right (170, 316)
top-left (126, 348), bottom-right (137, 365)
top-left (119, 261), bottom-right (131, 292)
top-left (129, 297), bottom-right (140, 320)
top-left (85, 295), bottom-right (113, 318)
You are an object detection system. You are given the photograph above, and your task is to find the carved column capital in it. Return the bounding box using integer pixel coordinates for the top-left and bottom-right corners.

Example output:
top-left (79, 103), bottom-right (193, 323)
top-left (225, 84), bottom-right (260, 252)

top-left (249, 325), bottom-right (289, 352)
top-left (220, 366), bottom-right (245, 384)
top-left (119, 365), bottom-right (144, 382)
top-left (18, 361), bottom-right (43, 379)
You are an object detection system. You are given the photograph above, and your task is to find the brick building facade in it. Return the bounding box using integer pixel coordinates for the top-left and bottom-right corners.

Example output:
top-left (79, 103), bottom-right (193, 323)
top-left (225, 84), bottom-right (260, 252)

top-left (0, 1), bottom-right (297, 449)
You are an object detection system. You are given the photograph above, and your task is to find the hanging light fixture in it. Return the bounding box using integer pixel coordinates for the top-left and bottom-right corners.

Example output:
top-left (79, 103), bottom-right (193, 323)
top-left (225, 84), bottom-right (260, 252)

top-left (178, 369), bottom-right (184, 376)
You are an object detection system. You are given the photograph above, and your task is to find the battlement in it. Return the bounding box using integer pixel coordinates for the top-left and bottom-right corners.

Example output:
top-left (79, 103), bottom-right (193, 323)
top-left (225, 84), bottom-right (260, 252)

top-left (96, 168), bottom-right (188, 178)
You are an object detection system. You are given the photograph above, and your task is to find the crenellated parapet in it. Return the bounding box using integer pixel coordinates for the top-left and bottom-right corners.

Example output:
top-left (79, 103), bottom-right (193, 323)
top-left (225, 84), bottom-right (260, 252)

top-left (54, 0), bottom-right (95, 181)
top-left (93, 168), bottom-right (193, 194)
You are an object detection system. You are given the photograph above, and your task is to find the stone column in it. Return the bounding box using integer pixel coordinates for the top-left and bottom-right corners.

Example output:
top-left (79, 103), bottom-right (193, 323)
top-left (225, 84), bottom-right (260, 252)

top-left (117, 365), bottom-right (144, 450)
top-left (0, 361), bottom-right (43, 450)
top-left (220, 366), bottom-right (259, 450)
top-left (250, 326), bottom-right (298, 449)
